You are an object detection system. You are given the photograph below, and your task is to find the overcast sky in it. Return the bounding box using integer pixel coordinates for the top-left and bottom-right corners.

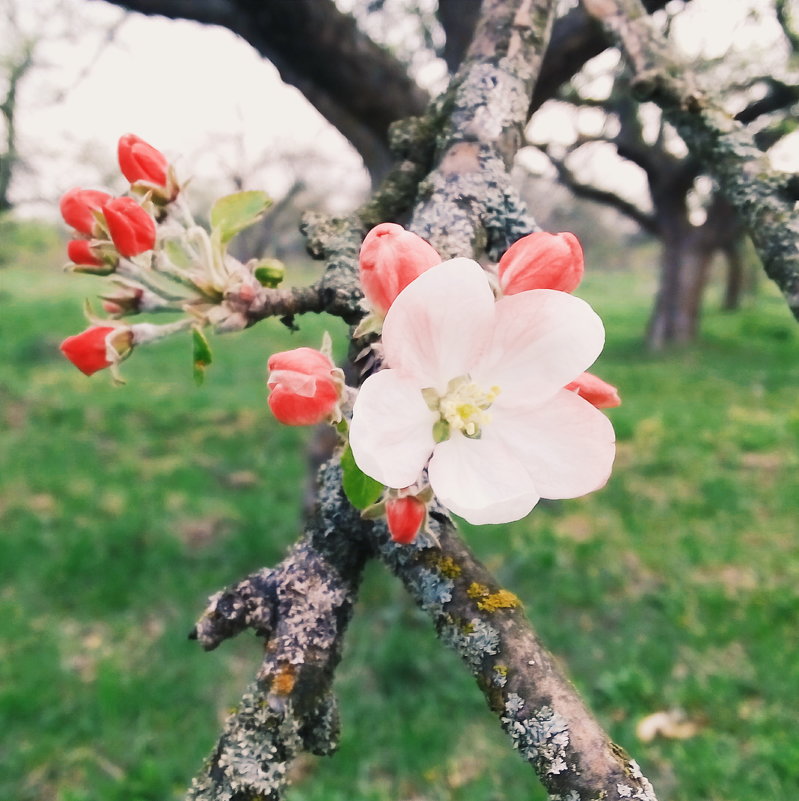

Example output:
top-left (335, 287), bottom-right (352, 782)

top-left (13, 0), bottom-right (371, 214)
top-left (8, 0), bottom-right (798, 218)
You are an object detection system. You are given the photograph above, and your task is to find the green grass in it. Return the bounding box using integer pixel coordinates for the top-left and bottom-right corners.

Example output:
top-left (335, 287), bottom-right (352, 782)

top-left (2, 230), bottom-right (799, 801)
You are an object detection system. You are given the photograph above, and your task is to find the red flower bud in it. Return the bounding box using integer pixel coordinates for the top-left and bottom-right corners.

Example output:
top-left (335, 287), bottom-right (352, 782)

top-left (565, 372), bottom-right (621, 408)
top-left (498, 232), bottom-right (584, 295)
top-left (67, 239), bottom-right (103, 267)
top-left (103, 197), bottom-right (156, 258)
top-left (60, 188), bottom-right (112, 236)
top-left (385, 495), bottom-right (426, 545)
top-left (267, 347), bottom-right (341, 425)
top-left (359, 223), bottom-right (441, 316)
top-left (118, 133), bottom-right (168, 186)
top-left (59, 326), bottom-right (132, 376)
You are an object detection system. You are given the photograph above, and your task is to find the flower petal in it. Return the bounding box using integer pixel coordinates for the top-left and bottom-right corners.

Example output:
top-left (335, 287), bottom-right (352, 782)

top-left (427, 433), bottom-right (540, 525)
top-left (381, 258), bottom-right (495, 391)
top-left (472, 289), bottom-right (605, 407)
top-left (349, 369), bottom-right (437, 488)
top-left (488, 388), bottom-right (615, 499)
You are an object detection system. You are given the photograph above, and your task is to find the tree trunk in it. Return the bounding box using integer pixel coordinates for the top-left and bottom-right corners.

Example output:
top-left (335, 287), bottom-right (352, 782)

top-left (646, 219), bottom-right (713, 349)
top-left (721, 237), bottom-right (747, 311)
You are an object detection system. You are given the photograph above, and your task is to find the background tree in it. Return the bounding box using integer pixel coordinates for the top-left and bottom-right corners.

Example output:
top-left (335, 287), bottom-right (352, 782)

top-left (528, 1), bottom-right (799, 347)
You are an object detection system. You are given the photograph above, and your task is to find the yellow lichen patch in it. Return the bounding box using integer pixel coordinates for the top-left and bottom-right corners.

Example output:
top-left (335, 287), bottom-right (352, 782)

top-left (421, 551), bottom-right (463, 578)
top-left (271, 663), bottom-right (297, 696)
top-left (466, 582), bottom-right (521, 612)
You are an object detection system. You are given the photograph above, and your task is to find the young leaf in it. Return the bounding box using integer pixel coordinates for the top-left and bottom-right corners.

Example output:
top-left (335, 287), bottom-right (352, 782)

top-left (341, 443), bottom-right (383, 510)
top-left (210, 190), bottom-right (272, 245)
top-left (192, 326), bottom-right (213, 385)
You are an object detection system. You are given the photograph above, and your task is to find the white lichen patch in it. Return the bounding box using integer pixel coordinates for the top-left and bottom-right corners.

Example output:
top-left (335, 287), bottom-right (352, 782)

top-left (501, 695), bottom-right (571, 777)
top-left (625, 760), bottom-right (659, 801)
top-left (548, 791), bottom-right (581, 801)
top-left (441, 617), bottom-right (500, 672)
top-left (276, 560), bottom-right (348, 665)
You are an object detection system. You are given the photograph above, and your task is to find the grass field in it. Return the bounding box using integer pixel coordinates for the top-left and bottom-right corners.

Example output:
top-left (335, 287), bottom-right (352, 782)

top-left (2, 225), bottom-right (799, 801)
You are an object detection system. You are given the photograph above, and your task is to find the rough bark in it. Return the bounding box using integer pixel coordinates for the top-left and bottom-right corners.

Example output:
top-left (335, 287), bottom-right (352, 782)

top-left (584, 0), bottom-right (799, 324)
top-left (181, 2), bottom-right (662, 800)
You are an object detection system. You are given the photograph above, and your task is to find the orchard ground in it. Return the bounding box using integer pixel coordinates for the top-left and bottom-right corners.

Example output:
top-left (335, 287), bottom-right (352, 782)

top-left (2, 221), bottom-right (798, 801)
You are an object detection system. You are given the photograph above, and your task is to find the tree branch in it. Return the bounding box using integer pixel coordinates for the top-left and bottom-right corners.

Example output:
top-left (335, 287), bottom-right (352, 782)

top-left (180, 2), bottom-right (663, 799)
top-left (584, 0), bottom-right (799, 323)
top-left (537, 142), bottom-right (659, 233)
top-left (185, 463), bottom-right (373, 800)
top-left (94, 0), bottom-right (429, 180)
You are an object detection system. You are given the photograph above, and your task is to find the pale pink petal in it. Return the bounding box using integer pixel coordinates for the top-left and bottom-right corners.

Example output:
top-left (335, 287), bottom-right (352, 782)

top-left (427, 434), bottom-right (540, 525)
top-left (349, 369), bottom-right (437, 488)
top-left (472, 289), bottom-right (605, 407)
top-left (381, 258), bottom-right (495, 391)
top-left (487, 389), bottom-right (615, 499)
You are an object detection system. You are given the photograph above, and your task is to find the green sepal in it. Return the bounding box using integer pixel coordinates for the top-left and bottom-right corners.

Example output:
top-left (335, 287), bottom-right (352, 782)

top-left (341, 443), bottom-right (383, 510)
top-left (192, 326), bottom-right (213, 385)
top-left (210, 190), bottom-right (272, 245)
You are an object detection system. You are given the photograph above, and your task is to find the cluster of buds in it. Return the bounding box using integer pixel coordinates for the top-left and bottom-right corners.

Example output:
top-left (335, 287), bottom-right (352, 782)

top-left (262, 223), bottom-right (621, 544)
top-left (59, 134), bottom-right (281, 380)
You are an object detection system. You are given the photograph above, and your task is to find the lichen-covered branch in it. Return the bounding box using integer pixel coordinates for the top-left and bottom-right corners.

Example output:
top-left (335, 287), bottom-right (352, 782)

top-left (376, 506), bottom-right (657, 801)
top-left (409, 0), bottom-right (557, 258)
top-left (185, 462), bottom-right (373, 801)
top-left (583, 0), bottom-right (799, 323)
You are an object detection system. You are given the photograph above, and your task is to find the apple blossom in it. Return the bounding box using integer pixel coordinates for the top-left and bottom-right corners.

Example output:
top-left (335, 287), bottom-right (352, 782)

top-left (385, 495), bottom-right (427, 545)
top-left (566, 372), bottom-right (621, 409)
top-left (349, 259), bottom-right (615, 525)
top-left (59, 325), bottom-right (133, 376)
top-left (103, 197), bottom-right (157, 258)
top-left (267, 347), bottom-right (344, 426)
top-left (359, 223), bottom-right (441, 316)
top-left (498, 231), bottom-right (583, 295)
top-left (60, 188), bottom-right (112, 236)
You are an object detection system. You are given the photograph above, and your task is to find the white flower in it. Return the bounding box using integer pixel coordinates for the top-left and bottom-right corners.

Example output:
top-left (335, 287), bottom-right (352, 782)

top-left (349, 258), bottom-right (615, 525)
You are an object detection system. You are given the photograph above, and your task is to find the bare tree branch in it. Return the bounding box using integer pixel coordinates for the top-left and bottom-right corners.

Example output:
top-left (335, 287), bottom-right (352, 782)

top-left (537, 142), bottom-right (659, 232)
top-left (0, 37), bottom-right (34, 211)
top-left (93, 0), bottom-right (429, 180)
top-left (584, 0), bottom-right (799, 324)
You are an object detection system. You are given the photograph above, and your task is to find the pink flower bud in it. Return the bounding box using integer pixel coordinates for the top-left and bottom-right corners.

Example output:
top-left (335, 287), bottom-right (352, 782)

top-left (565, 372), bottom-right (621, 408)
top-left (67, 239), bottom-right (103, 267)
top-left (103, 197), bottom-right (157, 258)
top-left (118, 133), bottom-right (171, 190)
top-left (359, 223), bottom-right (441, 316)
top-left (498, 232), bottom-right (584, 295)
top-left (267, 347), bottom-right (341, 425)
top-left (60, 188), bottom-right (112, 236)
top-left (59, 326), bottom-right (133, 376)
top-left (385, 496), bottom-right (426, 545)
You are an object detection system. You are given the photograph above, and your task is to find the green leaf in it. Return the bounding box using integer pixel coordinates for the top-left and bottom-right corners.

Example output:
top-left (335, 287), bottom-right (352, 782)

top-left (209, 190), bottom-right (272, 245)
top-left (341, 444), bottom-right (383, 510)
top-left (192, 327), bottom-right (213, 385)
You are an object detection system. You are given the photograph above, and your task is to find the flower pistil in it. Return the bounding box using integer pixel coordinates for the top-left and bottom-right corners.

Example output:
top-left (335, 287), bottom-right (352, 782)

top-left (422, 376), bottom-right (501, 441)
